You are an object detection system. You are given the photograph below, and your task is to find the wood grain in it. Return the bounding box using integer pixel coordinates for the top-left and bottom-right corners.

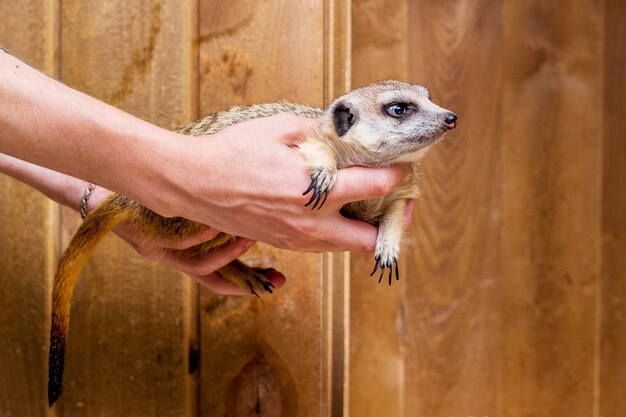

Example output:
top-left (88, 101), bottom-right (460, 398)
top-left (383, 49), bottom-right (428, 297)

top-left (349, 1), bottom-right (410, 417)
top-left (197, 1), bottom-right (349, 415)
top-left (500, 2), bottom-right (603, 416)
top-left (406, 2), bottom-right (503, 416)
top-left (0, 2), bottom-right (59, 416)
top-left (56, 1), bottom-right (197, 415)
top-left (1, 1), bottom-right (623, 415)
top-left (353, 1), bottom-right (615, 416)
top-left (600, 1), bottom-right (626, 416)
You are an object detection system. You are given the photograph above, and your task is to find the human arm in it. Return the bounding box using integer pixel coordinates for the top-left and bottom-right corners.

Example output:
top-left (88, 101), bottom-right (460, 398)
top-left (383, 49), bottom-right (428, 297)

top-left (0, 153), bottom-right (284, 295)
top-left (0, 48), bottom-right (411, 253)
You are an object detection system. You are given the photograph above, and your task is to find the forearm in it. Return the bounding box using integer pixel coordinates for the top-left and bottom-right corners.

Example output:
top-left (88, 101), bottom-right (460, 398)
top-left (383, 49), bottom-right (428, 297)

top-left (0, 49), bottom-right (180, 209)
top-left (0, 47), bottom-right (413, 253)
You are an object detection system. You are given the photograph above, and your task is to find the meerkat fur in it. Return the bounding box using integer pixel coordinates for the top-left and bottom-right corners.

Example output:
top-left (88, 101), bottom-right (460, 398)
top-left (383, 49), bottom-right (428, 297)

top-left (48, 80), bottom-right (456, 406)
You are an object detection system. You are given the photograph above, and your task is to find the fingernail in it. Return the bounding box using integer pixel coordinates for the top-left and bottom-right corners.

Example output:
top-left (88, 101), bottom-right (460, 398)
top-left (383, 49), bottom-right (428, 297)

top-left (243, 239), bottom-right (255, 249)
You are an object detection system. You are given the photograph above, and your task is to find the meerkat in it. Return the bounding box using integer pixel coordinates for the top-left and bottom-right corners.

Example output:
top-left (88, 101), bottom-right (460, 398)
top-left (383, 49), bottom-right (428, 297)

top-left (47, 80), bottom-right (457, 405)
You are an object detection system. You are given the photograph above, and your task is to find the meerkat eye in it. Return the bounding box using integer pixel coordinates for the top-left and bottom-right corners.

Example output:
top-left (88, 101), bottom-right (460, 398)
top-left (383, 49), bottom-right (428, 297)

top-left (386, 103), bottom-right (412, 118)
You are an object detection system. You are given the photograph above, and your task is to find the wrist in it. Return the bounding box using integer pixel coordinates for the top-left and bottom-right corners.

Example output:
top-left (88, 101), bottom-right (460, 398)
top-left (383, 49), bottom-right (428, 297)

top-left (130, 130), bottom-right (208, 218)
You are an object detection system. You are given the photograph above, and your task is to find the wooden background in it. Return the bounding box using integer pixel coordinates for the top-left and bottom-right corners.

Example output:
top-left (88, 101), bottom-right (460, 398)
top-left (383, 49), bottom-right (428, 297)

top-left (0, 1), bottom-right (624, 416)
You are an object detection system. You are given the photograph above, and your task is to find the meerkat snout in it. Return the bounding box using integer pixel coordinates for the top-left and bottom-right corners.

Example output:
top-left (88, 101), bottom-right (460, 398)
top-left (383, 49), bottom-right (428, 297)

top-left (444, 112), bottom-right (457, 129)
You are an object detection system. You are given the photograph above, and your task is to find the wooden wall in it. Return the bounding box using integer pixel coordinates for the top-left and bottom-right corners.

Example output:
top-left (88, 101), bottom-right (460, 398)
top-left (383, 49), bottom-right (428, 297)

top-left (0, 1), bottom-right (348, 416)
top-left (0, 2), bottom-right (58, 416)
top-left (350, 1), bottom-right (626, 417)
top-left (1, 1), bottom-right (624, 416)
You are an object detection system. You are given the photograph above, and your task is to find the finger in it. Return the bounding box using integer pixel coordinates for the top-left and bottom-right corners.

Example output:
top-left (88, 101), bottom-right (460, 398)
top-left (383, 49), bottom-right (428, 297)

top-left (304, 200), bottom-right (415, 253)
top-left (328, 164), bottom-right (412, 205)
top-left (192, 269), bottom-right (287, 296)
top-left (158, 227), bottom-right (221, 250)
top-left (264, 269), bottom-right (287, 288)
top-left (157, 237), bottom-right (255, 277)
top-left (319, 215), bottom-right (379, 253)
top-left (115, 225), bottom-right (220, 254)
top-left (191, 272), bottom-right (249, 295)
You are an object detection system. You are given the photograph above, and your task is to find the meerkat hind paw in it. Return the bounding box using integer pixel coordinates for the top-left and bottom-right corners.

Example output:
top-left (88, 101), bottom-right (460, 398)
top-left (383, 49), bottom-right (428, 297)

top-left (303, 168), bottom-right (337, 210)
top-left (241, 269), bottom-right (275, 297)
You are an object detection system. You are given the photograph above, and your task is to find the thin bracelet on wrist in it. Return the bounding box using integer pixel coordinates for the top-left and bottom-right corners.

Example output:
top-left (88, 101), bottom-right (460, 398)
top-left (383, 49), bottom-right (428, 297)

top-left (80, 184), bottom-right (96, 220)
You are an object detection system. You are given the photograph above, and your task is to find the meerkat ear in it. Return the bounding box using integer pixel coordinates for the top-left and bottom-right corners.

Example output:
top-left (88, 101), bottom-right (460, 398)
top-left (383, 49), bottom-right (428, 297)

top-left (332, 101), bottom-right (357, 136)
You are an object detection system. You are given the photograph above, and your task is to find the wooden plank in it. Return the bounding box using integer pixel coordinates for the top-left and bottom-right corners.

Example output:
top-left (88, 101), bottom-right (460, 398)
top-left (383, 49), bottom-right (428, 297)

top-left (323, 3), bottom-right (351, 416)
top-left (600, 0), bottom-right (626, 415)
top-left (405, 1), bottom-right (503, 416)
top-left (197, 1), bottom-right (323, 109)
top-left (349, 1), bottom-right (409, 417)
top-left (500, 1), bottom-right (603, 416)
top-left (351, 0), bottom-right (408, 87)
top-left (56, 1), bottom-right (197, 415)
top-left (0, 1), bottom-right (59, 416)
top-left (353, 2), bottom-right (607, 417)
top-left (197, 1), bottom-right (349, 415)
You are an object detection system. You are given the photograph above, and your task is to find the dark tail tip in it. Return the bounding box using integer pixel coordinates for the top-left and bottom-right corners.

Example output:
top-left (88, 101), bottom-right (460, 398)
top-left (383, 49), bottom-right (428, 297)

top-left (48, 334), bottom-right (65, 406)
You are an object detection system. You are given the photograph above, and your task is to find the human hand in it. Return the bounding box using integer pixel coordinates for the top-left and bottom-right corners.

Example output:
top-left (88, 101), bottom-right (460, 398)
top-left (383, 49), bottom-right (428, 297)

top-left (151, 114), bottom-right (414, 253)
top-left (88, 187), bottom-right (286, 295)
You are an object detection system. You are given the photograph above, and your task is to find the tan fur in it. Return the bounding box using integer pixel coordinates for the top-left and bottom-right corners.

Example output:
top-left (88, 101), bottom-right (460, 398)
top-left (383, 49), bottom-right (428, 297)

top-left (48, 80), bottom-right (456, 406)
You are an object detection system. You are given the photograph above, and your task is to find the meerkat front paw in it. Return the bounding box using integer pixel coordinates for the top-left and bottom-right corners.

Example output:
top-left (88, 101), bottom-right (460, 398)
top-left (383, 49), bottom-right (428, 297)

top-left (302, 168), bottom-right (337, 210)
top-left (370, 241), bottom-right (400, 286)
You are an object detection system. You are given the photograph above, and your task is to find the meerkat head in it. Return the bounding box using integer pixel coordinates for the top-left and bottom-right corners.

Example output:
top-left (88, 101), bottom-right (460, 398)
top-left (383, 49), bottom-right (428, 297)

top-left (323, 80), bottom-right (457, 164)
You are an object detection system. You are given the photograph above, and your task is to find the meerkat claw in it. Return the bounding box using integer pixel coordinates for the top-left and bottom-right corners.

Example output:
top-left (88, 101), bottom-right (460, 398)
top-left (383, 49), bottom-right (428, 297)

top-left (305, 189), bottom-right (319, 207)
top-left (303, 169), bottom-right (336, 210)
top-left (378, 263), bottom-right (386, 284)
top-left (311, 190), bottom-right (325, 209)
top-left (259, 278), bottom-right (275, 294)
top-left (394, 258), bottom-right (399, 281)
top-left (372, 253), bottom-right (400, 285)
top-left (370, 255), bottom-right (381, 276)
top-left (303, 174), bottom-right (318, 196)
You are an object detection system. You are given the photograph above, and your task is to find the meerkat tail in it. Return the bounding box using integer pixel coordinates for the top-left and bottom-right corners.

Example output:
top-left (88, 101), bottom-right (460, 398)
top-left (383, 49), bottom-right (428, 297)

top-left (48, 194), bottom-right (130, 406)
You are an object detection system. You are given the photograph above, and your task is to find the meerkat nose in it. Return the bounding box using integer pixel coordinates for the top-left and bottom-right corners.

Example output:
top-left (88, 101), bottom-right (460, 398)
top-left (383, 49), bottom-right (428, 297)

top-left (444, 113), bottom-right (457, 129)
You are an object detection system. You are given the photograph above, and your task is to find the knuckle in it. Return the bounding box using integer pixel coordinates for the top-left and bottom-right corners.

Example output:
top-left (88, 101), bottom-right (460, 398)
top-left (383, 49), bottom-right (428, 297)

top-left (297, 220), bottom-right (319, 237)
top-left (281, 114), bottom-right (311, 136)
top-left (361, 239), bottom-right (376, 254)
top-left (190, 263), bottom-right (214, 277)
top-left (372, 174), bottom-right (394, 196)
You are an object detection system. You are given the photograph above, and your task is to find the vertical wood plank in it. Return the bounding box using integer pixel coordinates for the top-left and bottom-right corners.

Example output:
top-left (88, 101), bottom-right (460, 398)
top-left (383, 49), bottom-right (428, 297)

top-left (351, 0), bottom-right (408, 87)
top-left (57, 1), bottom-right (197, 415)
top-left (349, 1), bottom-right (409, 417)
top-left (600, 0), bottom-right (626, 415)
top-left (197, 0), bottom-right (323, 111)
top-left (323, 3), bottom-right (351, 416)
top-left (352, 2), bottom-right (607, 416)
top-left (0, 1), bottom-right (59, 415)
top-left (406, 1), bottom-right (503, 416)
top-left (197, 1), bottom-right (349, 415)
top-left (500, 1), bottom-right (603, 416)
